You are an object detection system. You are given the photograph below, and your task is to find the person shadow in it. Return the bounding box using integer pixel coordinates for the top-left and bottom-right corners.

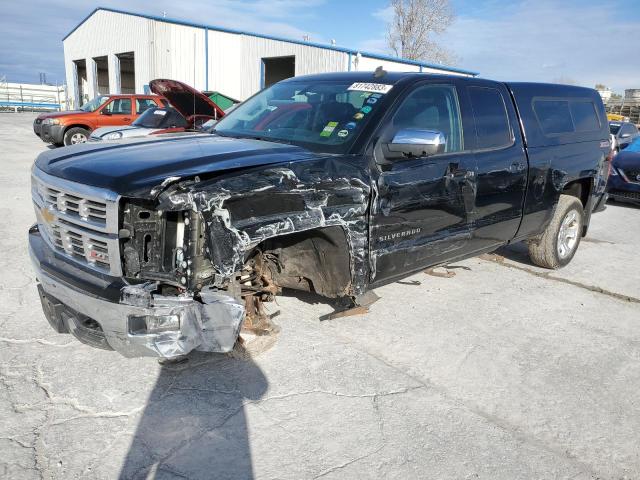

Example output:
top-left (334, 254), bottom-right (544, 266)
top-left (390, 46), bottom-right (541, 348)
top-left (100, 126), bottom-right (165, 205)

top-left (119, 347), bottom-right (268, 480)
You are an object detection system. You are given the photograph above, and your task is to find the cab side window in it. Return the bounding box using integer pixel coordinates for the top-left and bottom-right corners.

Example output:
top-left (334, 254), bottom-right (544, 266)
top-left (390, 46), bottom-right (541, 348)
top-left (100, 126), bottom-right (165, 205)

top-left (103, 98), bottom-right (132, 115)
top-left (392, 84), bottom-right (463, 153)
top-left (468, 87), bottom-right (513, 149)
top-left (136, 99), bottom-right (157, 114)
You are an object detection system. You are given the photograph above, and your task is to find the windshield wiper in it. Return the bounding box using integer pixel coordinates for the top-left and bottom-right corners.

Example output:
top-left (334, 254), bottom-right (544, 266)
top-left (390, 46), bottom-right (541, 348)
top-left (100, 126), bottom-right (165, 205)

top-left (249, 135), bottom-right (293, 145)
top-left (214, 131), bottom-right (293, 146)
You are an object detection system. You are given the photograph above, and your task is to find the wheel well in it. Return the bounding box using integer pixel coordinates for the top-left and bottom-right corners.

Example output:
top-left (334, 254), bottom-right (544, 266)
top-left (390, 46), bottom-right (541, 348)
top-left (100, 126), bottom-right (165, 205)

top-left (251, 226), bottom-right (352, 298)
top-left (63, 124), bottom-right (92, 134)
top-left (562, 178), bottom-right (591, 208)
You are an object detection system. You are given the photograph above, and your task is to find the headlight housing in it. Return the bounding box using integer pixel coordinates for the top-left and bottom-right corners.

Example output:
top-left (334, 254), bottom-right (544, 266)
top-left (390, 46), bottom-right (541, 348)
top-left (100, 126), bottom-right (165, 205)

top-left (104, 131), bottom-right (123, 140)
top-left (44, 118), bottom-right (60, 125)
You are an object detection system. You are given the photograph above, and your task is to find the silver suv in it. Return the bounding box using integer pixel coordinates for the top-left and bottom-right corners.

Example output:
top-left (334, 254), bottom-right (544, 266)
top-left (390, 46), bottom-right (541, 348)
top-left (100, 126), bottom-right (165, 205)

top-left (610, 121), bottom-right (640, 152)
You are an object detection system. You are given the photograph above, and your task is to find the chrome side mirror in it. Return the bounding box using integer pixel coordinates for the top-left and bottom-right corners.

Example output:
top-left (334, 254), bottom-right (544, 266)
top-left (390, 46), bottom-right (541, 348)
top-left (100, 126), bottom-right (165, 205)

top-left (384, 128), bottom-right (446, 159)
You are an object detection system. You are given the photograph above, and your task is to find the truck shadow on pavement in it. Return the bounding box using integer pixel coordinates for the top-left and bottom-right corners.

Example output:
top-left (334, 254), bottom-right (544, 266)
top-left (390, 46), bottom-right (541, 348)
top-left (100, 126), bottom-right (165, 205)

top-left (119, 348), bottom-right (268, 480)
top-left (492, 242), bottom-right (536, 266)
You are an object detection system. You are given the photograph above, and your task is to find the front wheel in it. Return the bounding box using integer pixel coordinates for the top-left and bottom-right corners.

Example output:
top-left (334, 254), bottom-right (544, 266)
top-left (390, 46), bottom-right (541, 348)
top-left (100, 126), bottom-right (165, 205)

top-left (527, 194), bottom-right (584, 269)
top-left (63, 127), bottom-right (90, 146)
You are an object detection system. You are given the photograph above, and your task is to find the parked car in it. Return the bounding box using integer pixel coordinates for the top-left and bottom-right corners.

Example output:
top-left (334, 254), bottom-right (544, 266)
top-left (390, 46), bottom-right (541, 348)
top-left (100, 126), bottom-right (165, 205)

top-left (33, 94), bottom-right (165, 146)
top-left (203, 90), bottom-right (240, 112)
top-left (29, 72), bottom-right (610, 358)
top-left (608, 136), bottom-right (640, 204)
top-left (609, 121), bottom-right (640, 152)
top-left (90, 80), bottom-right (224, 141)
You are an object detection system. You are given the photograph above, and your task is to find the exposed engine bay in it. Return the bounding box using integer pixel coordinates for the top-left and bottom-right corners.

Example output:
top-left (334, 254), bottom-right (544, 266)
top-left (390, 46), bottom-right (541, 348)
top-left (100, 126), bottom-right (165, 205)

top-left (113, 161), bottom-right (371, 356)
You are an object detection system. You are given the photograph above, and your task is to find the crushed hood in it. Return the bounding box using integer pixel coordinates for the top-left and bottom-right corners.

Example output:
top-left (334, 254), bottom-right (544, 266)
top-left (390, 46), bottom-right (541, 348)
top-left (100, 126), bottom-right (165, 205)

top-left (35, 135), bottom-right (317, 196)
top-left (150, 79), bottom-right (225, 122)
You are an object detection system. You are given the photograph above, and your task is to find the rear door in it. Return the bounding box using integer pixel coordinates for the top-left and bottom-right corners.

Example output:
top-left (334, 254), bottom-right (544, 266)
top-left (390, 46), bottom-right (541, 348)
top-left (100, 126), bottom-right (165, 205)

top-left (465, 82), bottom-right (528, 251)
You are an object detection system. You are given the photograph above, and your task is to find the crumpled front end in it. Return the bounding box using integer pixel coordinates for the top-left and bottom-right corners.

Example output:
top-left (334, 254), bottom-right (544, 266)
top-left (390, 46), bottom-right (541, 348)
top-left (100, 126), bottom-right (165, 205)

top-left (30, 150), bottom-right (372, 358)
top-left (30, 226), bottom-right (245, 358)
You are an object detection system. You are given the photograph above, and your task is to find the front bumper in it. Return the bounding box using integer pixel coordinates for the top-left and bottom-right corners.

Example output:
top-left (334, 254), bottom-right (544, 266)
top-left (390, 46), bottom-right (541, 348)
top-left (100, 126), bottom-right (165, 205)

top-left (29, 225), bottom-right (244, 358)
top-left (33, 120), bottom-right (42, 137)
top-left (607, 173), bottom-right (640, 204)
top-left (39, 124), bottom-right (65, 144)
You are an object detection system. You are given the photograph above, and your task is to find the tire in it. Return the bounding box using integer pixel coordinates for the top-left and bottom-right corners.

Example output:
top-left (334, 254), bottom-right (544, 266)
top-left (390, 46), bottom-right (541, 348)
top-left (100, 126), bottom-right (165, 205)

top-left (527, 194), bottom-right (584, 269)
top-left (63, 127), bottom-right (90, 146)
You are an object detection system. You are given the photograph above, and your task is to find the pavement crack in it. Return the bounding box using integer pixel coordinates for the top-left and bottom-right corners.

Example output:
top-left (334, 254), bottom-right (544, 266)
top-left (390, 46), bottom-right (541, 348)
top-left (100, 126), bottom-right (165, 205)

top-left (313, 444), bottom-right (384, 479)
top-left (0, 337), bottom-right (76, 347)
top-left (315, 327), bottom-right (604, 480)
top-left (255, 386), bottom-right (424, 403)
top-left (480, 253), bottom-right (640, 304)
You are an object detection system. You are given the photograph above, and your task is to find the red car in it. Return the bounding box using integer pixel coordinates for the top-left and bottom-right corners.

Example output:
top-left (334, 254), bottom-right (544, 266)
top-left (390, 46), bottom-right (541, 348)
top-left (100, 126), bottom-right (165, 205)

top-left (33, 94), bottom-right (166, 146)
top-left (88, 79), bottom-right (226, 142)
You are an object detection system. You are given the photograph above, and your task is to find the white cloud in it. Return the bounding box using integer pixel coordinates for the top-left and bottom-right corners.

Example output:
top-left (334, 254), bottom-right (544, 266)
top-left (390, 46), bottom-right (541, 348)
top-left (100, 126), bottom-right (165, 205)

top-left (372, 5), bottom-right (394, 23)
top-left (441, 0), bottom-right (639, 92)
top-left (0, 0), bottom-right (327, 83)
top-left (360, 0), bottom-right (639, 93)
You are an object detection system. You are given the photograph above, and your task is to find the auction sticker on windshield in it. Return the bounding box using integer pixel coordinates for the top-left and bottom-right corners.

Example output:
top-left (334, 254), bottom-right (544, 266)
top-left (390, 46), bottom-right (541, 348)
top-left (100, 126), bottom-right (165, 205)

top-left (348, 83), bottom-right (393, 94)
top-left (320, 121), bottom-right (339, 137)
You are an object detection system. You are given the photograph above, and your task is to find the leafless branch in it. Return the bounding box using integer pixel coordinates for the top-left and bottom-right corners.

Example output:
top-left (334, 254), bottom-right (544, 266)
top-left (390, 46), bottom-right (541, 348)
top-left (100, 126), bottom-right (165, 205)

top-left (386, 0), bottom-right (457, 65)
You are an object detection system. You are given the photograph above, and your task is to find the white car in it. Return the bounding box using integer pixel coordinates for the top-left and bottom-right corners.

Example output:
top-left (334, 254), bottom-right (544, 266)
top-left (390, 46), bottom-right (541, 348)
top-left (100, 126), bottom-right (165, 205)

top-left (90, 78), bottom-right (224, 141)
top-left (90, 107), bottom-right (191, 141)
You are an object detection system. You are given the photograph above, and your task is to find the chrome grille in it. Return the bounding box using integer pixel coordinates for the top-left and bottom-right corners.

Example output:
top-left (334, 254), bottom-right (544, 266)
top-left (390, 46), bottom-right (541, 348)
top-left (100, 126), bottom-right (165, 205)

top-left (31, 168), bottom-right (121, 276)
top-left (42, 186), bottom-right (108, 225)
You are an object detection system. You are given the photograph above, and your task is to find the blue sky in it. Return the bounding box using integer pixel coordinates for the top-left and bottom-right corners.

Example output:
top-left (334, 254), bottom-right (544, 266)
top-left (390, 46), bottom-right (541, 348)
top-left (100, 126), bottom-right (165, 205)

top-left (1, 0), bottom-right (638, 92)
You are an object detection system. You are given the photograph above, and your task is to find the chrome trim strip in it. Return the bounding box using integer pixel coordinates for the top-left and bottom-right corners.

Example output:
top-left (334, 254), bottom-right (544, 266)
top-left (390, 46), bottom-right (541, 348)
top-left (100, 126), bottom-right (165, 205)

top-left (33, 203), bottom-right (122, 276)
top-left (31, 166), bottom-right (120, 233)
top-left (31, 166), bottom-right (122, 276)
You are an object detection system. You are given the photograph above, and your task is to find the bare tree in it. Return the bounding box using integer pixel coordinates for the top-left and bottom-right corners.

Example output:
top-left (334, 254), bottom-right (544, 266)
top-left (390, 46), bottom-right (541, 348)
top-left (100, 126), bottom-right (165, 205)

top-left (387, 0), bottom-right (456, 65)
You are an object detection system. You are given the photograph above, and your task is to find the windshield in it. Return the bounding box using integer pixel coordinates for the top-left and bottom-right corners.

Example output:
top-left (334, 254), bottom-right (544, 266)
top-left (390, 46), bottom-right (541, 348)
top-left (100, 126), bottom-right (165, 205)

top-left (133, 107), bottom-right (188, 129)
top-left (610, 123), bottom-right (621, 135)
top-left (213, 80), bottom-right (393, 153)
top-left (80, 96), bottom-right (109, 112)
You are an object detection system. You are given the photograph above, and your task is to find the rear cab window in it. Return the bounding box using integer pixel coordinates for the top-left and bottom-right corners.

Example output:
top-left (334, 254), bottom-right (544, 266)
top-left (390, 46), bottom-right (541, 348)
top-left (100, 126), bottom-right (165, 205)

top-left (533, 98), bottom-right (601, 135)
top-left (468, 86), bottom-right (513, 149)
top-left (570, 101), bottom-right (600, 132)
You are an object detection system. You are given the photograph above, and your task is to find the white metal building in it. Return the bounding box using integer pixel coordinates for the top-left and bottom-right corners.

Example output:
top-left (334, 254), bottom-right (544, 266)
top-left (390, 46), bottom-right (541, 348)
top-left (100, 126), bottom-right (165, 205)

top-left (0, 80), bottom-right (67, 111)
top-left (63, 7), bottom-right (477, 109)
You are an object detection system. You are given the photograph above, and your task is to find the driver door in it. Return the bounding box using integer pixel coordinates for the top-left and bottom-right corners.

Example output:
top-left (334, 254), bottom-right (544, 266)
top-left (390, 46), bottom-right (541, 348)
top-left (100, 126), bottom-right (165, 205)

top-left (97, 97), bottom-right (133, 127)
top-left (370, 81), bottom-right (477, 284)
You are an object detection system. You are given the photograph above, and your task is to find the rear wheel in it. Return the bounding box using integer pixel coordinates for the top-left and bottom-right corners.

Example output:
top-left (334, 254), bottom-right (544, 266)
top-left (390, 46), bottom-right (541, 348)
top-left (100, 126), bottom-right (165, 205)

top-left (528, 194), bottom-right (584, 269)
top-left (63, 127), bottom-right (90, 146)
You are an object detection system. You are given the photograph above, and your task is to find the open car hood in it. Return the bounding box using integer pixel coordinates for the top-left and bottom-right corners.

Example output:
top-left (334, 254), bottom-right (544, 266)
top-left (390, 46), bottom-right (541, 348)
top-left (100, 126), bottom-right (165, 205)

top-left (149, 79), bottom-right (225, 123)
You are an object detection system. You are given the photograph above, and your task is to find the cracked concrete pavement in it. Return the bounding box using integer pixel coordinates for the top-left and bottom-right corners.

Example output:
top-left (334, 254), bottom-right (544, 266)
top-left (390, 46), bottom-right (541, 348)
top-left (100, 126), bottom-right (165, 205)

top-left (1, 113), bottom-right (639, 479)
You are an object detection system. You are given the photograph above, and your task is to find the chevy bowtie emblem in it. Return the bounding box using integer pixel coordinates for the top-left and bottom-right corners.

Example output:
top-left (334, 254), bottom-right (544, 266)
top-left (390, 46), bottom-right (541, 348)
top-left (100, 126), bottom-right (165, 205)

top-left (41, 206), bottom-right (56, 225)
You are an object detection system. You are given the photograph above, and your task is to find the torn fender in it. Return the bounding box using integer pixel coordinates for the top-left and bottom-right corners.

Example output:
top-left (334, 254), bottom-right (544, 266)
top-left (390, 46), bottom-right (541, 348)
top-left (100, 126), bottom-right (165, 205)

top-left (157, 156), bottom-right (373, 296)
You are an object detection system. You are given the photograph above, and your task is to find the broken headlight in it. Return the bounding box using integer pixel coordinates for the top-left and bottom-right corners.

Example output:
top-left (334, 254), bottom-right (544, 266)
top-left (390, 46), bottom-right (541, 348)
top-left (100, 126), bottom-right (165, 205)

top-left (128, 314), bottom-right (181, 335)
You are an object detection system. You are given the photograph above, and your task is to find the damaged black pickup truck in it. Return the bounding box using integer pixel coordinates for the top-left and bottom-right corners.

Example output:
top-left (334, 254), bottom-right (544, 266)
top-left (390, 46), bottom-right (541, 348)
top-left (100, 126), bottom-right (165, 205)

top-left (29, 71), bottom-right (610, 358)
